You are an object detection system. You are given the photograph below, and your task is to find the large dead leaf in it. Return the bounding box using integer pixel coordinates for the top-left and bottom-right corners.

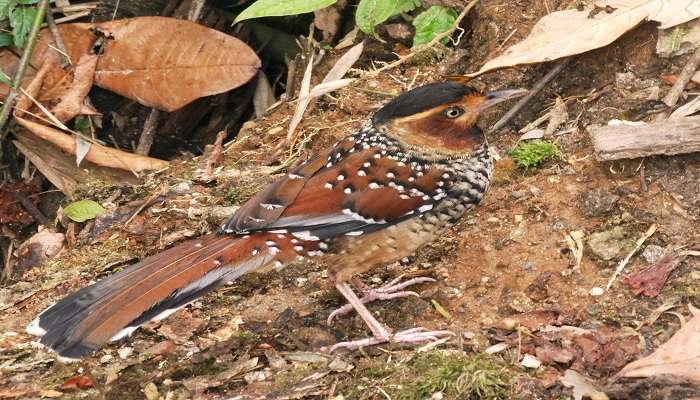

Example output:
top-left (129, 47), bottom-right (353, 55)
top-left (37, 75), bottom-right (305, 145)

top-left (92, 17), bottom-right (261, 111)
top-left (468, 0), bottom-right (700, 77)
top-left (0, 17), bottom-right (260, 112)
top-left (617, 306), bottom-right (700, 382)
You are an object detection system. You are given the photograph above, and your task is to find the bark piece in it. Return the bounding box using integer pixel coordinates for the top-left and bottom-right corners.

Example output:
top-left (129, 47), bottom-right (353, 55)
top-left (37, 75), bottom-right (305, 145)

top-left (589, 117), bottom-right (700, 161)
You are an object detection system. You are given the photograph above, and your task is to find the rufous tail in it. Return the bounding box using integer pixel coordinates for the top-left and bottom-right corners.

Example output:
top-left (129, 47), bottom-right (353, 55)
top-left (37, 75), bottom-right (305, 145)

top-left (27, 233), bottom-right (279, 360)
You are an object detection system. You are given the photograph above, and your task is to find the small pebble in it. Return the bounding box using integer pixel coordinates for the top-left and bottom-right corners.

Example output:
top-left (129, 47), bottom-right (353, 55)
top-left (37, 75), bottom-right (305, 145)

top-left (530, 186), bottom-right (543, 196)
top-left (244, 371), bottom-right (267, 384)
top-left (642, 245), bottom-right (665, 264)
top-left (487, 217), bottom-right (500, 224)
top-left (118, 347), bottom-right (133, 359)
top-left (589, 287), bottom-right (604, 296)
top-left (521, 354), bottom-right (542, 369)
top-left (522, 261), bottom-right (536, 270)
top-left (100, 354), bottom-right (113, 363)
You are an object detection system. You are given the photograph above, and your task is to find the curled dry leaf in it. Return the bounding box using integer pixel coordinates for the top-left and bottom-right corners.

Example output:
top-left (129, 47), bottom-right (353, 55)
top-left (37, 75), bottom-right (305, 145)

top-left (16, 230), bottom-right (65, 271)
top-left (467, 0), bottom-right (700, 77)
top-left (622, 252), bottom-right (680, 297)
top-left (50, 54), bottom-right (98, 123)
top-left (617, 307), bottom-right (700, 382)
top-left (15, 117), bottom-right (168, 173)
top-left (93, 17), bottom-right (261, 112)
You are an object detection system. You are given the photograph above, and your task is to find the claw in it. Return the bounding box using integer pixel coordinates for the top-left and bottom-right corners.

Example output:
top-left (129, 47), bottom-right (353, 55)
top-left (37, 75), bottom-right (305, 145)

top-left (329, 328), bottom-right (454, 352)
top-left (327, 276), bottom-right (434, 325)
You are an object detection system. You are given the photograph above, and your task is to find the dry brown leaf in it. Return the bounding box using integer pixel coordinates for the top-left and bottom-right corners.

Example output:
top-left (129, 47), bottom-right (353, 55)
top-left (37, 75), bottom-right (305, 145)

top-left (15, 117), bottom-right (168, 173)
top-left (92, 17), bottom-right (260, 112)
top-left (16, 230), bottom-right (65, 271)
top-left (618, 307), bottom-right (700, 382)
top-left (468, 0), bottom-right (700, 77)
top-left (51, 55), bottom-right (98, 123)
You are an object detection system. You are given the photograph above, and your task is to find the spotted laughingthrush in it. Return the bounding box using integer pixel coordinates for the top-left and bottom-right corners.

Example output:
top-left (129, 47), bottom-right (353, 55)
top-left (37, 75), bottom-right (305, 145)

top-left (27, 81), bottom-right (525, 360)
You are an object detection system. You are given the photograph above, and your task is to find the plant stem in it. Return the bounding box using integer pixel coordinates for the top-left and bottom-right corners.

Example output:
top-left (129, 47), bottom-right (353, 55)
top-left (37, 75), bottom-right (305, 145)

top-left (0, 0), bottom-right (51, 142)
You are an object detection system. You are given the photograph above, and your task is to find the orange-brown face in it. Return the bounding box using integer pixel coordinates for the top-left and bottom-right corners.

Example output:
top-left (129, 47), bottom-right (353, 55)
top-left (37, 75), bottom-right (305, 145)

top-left (384, 93), bottom-right (489, 155)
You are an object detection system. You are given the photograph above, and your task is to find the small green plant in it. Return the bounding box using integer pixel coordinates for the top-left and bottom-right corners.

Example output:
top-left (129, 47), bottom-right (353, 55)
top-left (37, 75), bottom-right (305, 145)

top-left (0, 0), bottom-right (39, 49)
top-left (508, 140), bottom-right (561, 170)
top-left (412, 5), bottom-right (457, 46)
top-left (234, 0), bottom-right (457, 48)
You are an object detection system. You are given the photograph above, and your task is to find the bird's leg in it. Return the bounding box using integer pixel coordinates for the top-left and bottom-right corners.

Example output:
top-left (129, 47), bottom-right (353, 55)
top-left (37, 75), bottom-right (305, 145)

top-left (328, 275), bottom-right (435, 324)
top-left (329, 282), bottom-right (454, 352)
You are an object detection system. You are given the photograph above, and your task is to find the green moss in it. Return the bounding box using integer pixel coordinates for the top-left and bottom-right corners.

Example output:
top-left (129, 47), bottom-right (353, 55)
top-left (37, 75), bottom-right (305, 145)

top-left (222, 184), bottom-right (258, 206)
top-left (394, 352), bottom-right (512, 400)
top-left (508, 140), bottom-right (560, 170)
top-left (337, 351), bottom-right (513, 400)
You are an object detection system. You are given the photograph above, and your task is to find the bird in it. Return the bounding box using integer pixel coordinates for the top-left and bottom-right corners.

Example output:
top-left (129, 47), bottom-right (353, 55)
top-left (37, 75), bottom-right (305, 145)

top-left (27, 81), bottom-right (525, 360)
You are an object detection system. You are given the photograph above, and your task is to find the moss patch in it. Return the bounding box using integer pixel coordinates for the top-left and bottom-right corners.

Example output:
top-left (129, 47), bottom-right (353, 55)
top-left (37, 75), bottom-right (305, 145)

top-left (336, 350), bottom-right (514, 400)
top-left (508, 140), bottom-right (560, 170)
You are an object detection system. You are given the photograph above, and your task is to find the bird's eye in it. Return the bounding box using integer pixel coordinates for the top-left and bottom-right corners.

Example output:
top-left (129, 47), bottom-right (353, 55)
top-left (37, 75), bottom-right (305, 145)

top-left (443, 107), bottom-right (464, 118)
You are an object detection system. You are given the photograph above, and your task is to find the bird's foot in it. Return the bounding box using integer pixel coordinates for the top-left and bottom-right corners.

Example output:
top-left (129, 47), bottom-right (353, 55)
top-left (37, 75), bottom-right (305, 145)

top-left (327, 276), bottom-right (435, 325)
top-left (329, 327), bottom-right (454, 352)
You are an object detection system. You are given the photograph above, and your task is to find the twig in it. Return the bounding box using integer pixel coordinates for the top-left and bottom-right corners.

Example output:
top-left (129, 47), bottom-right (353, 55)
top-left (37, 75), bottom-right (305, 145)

top-left (606, 224), bottom-right (658, 290)
top-left (124, 188), bottom-right (164, 227)
top-left (663, 45), bottom-right (700, 107)
top-left (0, 0), bottom-right (51, 140)
top-left (364, 0), bottom-right (480, 77)
top-left (491, 57), bottom-right (570, 132)
top-left (45, 7), bottom-right (70, 68)
top-left (10, 191), bottom-right (49, 226)
top-left (135, 109), bottom-right (161, 155)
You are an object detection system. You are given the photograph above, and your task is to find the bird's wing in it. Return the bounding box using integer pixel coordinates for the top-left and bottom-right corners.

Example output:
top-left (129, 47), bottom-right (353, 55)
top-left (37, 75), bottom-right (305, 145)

top-left (225, 136), bottom-right (451, 240)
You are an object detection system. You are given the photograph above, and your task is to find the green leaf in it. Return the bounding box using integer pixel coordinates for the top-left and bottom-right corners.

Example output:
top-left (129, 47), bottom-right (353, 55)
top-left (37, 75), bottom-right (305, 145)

top-left (234, 0), bottom-right (337, 24)
top-left (0, 32), bottom-right (13, 48)
top-left (356, 0), bottom-right (398, 35)
top-left (10, 6), bottom-right (36, 48)
top-left (394, 0), bottom-right (420, 15)
top-left (0, 0), bottom-right (18, 20)
top-left (63, 199), bottom-right (105, 223)
top-left (18, 0), bottom-right (38, 4)
top-left (0, 69), bottom-right (11, 85)
top-left (412, 5), bottom-right (457, 47)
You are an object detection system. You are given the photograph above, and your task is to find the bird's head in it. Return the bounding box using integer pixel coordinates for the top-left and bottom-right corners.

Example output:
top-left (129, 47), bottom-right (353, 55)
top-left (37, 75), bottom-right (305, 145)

top-left (372, 81), bottom-right (526, 156)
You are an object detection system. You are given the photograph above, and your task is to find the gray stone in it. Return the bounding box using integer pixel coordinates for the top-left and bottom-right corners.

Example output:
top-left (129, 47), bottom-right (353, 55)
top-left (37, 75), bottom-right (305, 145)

top-left (642, 244), bottom-right (665, 264)
top-left (510, 190), bottom-right (528, 199)
top-left (522, 260), bottom-right (536, 270)
top-left (587, 226), bottom-right (635, 261)
top-left (579, 190), bottom-right (619, 217)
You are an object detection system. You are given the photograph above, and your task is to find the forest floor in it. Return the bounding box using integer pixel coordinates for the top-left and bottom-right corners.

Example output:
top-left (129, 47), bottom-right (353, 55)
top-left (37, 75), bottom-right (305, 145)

top-left (2, 0), bottom-right (700, 399)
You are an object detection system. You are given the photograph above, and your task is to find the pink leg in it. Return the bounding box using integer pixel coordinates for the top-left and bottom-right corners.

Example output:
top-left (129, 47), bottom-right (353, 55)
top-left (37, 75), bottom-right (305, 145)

top-left (327, 275), bottom-right (435, 325)
top-left (329, 282), bottom-right (454, 352)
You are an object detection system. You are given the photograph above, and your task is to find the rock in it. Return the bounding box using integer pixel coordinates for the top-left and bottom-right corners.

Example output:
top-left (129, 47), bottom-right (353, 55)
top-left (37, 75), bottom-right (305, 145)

top-left (170, 181), bottom-right (191, 195)
top-left (530, 186), bottom-right (543, 197)
top-left (589, 287), bottom-right (604, 296)
top-left (510, 190), bottom-right (528, 199)
top-left (642, 244), bottom-right (665, 264)
top-left (244, 370), bottom-right (266, 384)
top-left (579, 190), bottom-right (619, 217)
top-left (522, 260), bottom-right (536, 270)
top-left (209, 206), bottom-right (240, 222)
top-left (521, 354), bottom-right (542, 369)
top-left (587, 226), bottom-right (635, 261)
top-left (328, 357), bottom-right (354, 372)
top-left (385, 23), bottom-right (412, 40)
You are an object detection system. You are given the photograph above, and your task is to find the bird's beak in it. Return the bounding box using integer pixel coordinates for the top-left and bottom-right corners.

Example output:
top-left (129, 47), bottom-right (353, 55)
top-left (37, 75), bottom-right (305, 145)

top-left (481, 89), bottom-right (528, 110)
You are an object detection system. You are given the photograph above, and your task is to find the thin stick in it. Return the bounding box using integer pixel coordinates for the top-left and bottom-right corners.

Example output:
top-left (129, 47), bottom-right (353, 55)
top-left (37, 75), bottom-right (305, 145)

top-left (0, 0), bottom-right (50, 139)
top-left (663, 45), bottom-right (700, 107)
top-left (364, 0), bottom-right (480, 77)
top-left (491, 57), bottom-right (570, 132)
top-left (45, 7), bottom-right (70, 68)
top-left (135, 109), bottom-right (160, 155)
top-left (606, 224), bottom-right (658, 290)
